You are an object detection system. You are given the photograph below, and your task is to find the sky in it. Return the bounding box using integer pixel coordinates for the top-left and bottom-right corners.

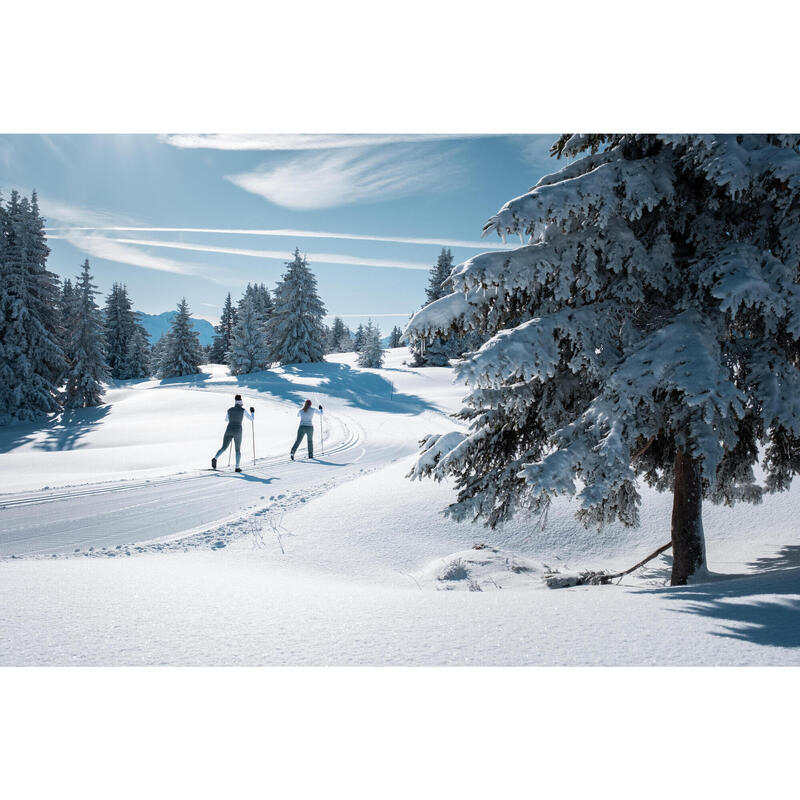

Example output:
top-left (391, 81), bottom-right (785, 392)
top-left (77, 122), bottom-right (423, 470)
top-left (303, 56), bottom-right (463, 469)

top-left (0, 134), bottom-right (558, 333)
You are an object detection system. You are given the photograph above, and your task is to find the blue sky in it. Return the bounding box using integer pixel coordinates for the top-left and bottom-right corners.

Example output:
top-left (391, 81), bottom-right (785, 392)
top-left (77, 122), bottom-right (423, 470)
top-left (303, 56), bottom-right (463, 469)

top-left (0, 134), bottom-right (557, 333)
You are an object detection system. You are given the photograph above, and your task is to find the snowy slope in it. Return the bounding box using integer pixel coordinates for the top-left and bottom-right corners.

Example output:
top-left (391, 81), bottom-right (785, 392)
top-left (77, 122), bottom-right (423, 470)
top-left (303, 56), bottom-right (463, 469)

top-left (1, 348), bottom-right (799, 665)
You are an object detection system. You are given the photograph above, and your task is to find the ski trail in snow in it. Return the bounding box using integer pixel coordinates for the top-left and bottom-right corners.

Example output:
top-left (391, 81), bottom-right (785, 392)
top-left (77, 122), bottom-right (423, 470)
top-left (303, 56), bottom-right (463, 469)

top-left (0, 412), bottom-right (363, 509)
top-left (0, 409), bottom-right (410, 558)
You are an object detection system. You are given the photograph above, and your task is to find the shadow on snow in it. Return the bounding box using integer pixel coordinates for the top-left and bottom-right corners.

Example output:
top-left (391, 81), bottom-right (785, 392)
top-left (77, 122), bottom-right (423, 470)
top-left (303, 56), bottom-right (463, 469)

top-left (0, 405), bottom-right (112, 454)
top-left (232, 361), bottom-right (437, 415)
top-left (212, 472), bottom-right (279, 486)
top-left (639, 568), bottom-right (800, 650)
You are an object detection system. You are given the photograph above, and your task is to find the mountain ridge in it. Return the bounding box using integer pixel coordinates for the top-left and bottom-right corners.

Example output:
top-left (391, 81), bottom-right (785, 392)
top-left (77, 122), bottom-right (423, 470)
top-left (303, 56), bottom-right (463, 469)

top-left (136, 310), bottom-right (216, 346)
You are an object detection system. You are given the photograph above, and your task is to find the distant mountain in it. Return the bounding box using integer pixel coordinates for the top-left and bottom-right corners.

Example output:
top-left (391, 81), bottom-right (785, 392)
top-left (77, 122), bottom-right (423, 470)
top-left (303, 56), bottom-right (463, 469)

top-left (136, 311), bottom-right (216, 347)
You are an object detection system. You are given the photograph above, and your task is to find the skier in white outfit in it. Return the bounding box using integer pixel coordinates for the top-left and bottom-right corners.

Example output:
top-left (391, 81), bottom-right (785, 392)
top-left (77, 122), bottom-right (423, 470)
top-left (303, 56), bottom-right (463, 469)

top-left (212, 394), bottom-right (254, 472)
top-left (290, 399), bottom-right (322, 460)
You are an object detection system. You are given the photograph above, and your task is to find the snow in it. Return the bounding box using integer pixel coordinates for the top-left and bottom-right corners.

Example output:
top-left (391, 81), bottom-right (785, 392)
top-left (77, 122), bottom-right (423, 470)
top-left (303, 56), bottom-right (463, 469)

top-left (1, 347), bottom-right (799, 665)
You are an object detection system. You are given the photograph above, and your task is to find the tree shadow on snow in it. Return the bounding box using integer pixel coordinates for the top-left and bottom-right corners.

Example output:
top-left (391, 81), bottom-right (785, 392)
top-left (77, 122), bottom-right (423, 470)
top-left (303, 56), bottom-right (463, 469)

top-left (748, 545), bottom-right (800, 573)
top-left (639, 569), bottom-right (800, 649)
top-left (157, 371), bottom-right (214, 388)
top-left (0, 405), bottom-right (112, 453)
top-left (232, 361), bottom-right (437, 415)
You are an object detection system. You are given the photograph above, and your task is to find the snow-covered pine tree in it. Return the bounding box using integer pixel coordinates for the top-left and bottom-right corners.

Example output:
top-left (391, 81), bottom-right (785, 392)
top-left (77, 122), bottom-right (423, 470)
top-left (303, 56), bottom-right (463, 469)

top-left (353, 324), bottom-right (366, 352)
top-left (326, 317), bottom-right (353, 353)
top-left (238, 283), bottom-right (274, 325)
top-left (0, 190), bottom-right (65, 423)
top-left (158, 298), bottom-right (204, 378)
top-left (409, 248), bottom-right (460, 367)
top-left (266, 249), bottom-right (327, 365)
top-left (103, 283), bottom-right (138, 379)
top-left (228, 294), bottom-right (268, 375)
top-left (123, 321), bottom-right (151, 379)
top-left (150, 335), bottom-right (167, 372)
top-left (407, 134), bottom-right (800, 586)
top-left (63, 259), bottom-right (109, 408)
top-left (389, 325), bottom-right (403, 348)
top-left (253, 283), bottom-right (274, 322)
top-left (426, 247), bottom-right (454, 304)
top-left (210, 292), bottom-right (237, 364)
top-left (357, 319), bottom-right (385, 368)
top-left (321, 323), bottom-right (333, 352)
top-left (337, 326), bottom-right (354, 352)
top-left (59, 278), bottom-right (79, 370)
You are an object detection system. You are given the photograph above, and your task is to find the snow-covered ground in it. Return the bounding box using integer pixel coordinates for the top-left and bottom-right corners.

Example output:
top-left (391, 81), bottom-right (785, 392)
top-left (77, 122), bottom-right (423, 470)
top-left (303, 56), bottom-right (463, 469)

top-left (1, 348), bottom-right (799, 665)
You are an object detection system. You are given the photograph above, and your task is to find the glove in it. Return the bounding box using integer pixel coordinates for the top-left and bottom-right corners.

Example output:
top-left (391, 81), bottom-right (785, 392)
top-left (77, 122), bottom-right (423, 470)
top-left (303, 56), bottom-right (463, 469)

top-left (318, 405), bottom-right (323, 410)
top-left (250, 407), bottom-right (255, 413)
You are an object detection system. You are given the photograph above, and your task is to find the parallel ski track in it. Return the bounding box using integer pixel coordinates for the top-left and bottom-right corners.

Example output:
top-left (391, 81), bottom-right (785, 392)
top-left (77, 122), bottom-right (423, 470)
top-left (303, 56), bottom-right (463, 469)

top-left (0, 412), bottom-right (362, 511)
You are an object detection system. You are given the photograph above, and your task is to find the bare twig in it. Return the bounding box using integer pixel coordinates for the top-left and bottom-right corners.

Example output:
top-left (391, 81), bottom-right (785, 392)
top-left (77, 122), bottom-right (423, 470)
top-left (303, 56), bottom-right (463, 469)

top-left (265, 509), bottom-right (289, 554)
top-left (396, 570), bottom-right (423, 590)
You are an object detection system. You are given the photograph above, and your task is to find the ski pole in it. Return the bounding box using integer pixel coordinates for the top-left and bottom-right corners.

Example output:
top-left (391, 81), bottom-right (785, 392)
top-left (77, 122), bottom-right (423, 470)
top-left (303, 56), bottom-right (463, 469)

top-left (251, 416), bottom-right (256, 466)
top-left (227, 439), bottom-right (233, 467)
top-left (321, 411), bottom-right (325, 456)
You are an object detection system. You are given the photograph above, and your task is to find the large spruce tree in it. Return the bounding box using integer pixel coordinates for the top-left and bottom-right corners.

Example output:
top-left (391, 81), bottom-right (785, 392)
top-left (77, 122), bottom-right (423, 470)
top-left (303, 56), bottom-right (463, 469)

top-left (353, 324), bottom-right (366, 353)
top-left (63, 260), bottom-right (109, 408)
top-left (0, 190), bottom-right (65, 423)
top-left (266, 249), bottom-right (327, 365)
top-left (103, 283), bottom-right (136, 379)
top-left (210, 292), bottom-right (237, 364)
top-left (228, 294), bottom-right (268, 375)
top-left (158, 298), bottom-right (204, 378)
top-left (410, 248), bottom-right (469, 367)
top-left (407, 134), bottom-right (800, 585)
top-left (59, 277), bottom-right (79, 384)
top-left (327, 317), bottom-right (353, 353)
top-left (123, 324), bottom-right (151, 379)
top-left (357, 319), bottom-right (385, 368)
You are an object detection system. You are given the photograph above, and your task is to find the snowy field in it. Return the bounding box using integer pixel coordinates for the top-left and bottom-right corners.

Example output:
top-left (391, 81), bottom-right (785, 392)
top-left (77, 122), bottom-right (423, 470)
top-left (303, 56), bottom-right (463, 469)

top-left (1, 348), bottom-right (799, 665)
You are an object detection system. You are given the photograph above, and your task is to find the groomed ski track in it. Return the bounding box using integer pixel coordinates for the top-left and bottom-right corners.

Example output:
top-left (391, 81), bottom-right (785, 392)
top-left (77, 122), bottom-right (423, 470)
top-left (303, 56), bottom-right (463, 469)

top-left (0, 352), bottom-right (463, 558)
top-left (0, 411), bottom-right (411, 557)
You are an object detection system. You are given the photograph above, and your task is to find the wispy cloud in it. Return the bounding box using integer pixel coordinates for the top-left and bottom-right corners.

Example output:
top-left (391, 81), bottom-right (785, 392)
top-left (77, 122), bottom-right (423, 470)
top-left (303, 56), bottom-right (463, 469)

top-left (159, 133), bottom-right (473, 151)
top-left (47, 233), bottom-right (232, 284)
top-left (226, 146), bottom-right (463, 210)
top-left (39, 198), bottom-right (231, 284)
top-left (58, 236), bottom-right (432, 271)
top-left (44, 225), bottom-right (513, 250)
top-left (38, 197), bottom-right (143, 229)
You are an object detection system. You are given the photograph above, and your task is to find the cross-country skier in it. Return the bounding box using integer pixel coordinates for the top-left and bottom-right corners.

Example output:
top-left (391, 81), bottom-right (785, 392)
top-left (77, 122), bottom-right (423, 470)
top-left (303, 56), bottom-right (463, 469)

top-left (212, 394), bottom-right (254, 472)
top-left (290, 399), bottom-right (323, 460)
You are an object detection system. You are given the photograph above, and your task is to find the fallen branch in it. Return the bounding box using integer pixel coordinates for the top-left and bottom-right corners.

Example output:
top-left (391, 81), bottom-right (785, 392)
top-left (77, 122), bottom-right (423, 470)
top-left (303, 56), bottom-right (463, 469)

top-left (545, 541), bottom-right (672, 588)
top-left (609, 541), bottom-right (672, 580)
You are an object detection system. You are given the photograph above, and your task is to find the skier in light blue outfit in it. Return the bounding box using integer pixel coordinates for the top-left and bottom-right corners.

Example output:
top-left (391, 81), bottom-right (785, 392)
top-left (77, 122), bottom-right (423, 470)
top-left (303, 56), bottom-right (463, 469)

top-left (290, 399), bottom-right (322, 460)
top-left (212, 394), bottom-right (254, 472)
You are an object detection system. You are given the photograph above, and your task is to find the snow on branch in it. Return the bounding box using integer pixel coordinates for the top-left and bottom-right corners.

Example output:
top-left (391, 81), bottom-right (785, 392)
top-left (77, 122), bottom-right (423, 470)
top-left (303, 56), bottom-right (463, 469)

top-left (483, 154), bottom-right (675, 242)
top-left (455, 304), bottom-right (618, 389)
top-left (697, 243), bottom-right (800, 335)
top-left (408, 431), bottom-right (469, 482)
top-left (519, 310), bottom-right (747, 512)
top-left (677, 135), bottom-right (800, 197)
top-left (405, 291), bottom-right (480, 342)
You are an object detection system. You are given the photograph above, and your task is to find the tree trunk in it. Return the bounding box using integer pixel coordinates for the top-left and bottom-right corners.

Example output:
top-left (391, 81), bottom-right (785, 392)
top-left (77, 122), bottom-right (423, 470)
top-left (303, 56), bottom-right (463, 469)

top-left (670, 448), bottom-right (706, 585)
